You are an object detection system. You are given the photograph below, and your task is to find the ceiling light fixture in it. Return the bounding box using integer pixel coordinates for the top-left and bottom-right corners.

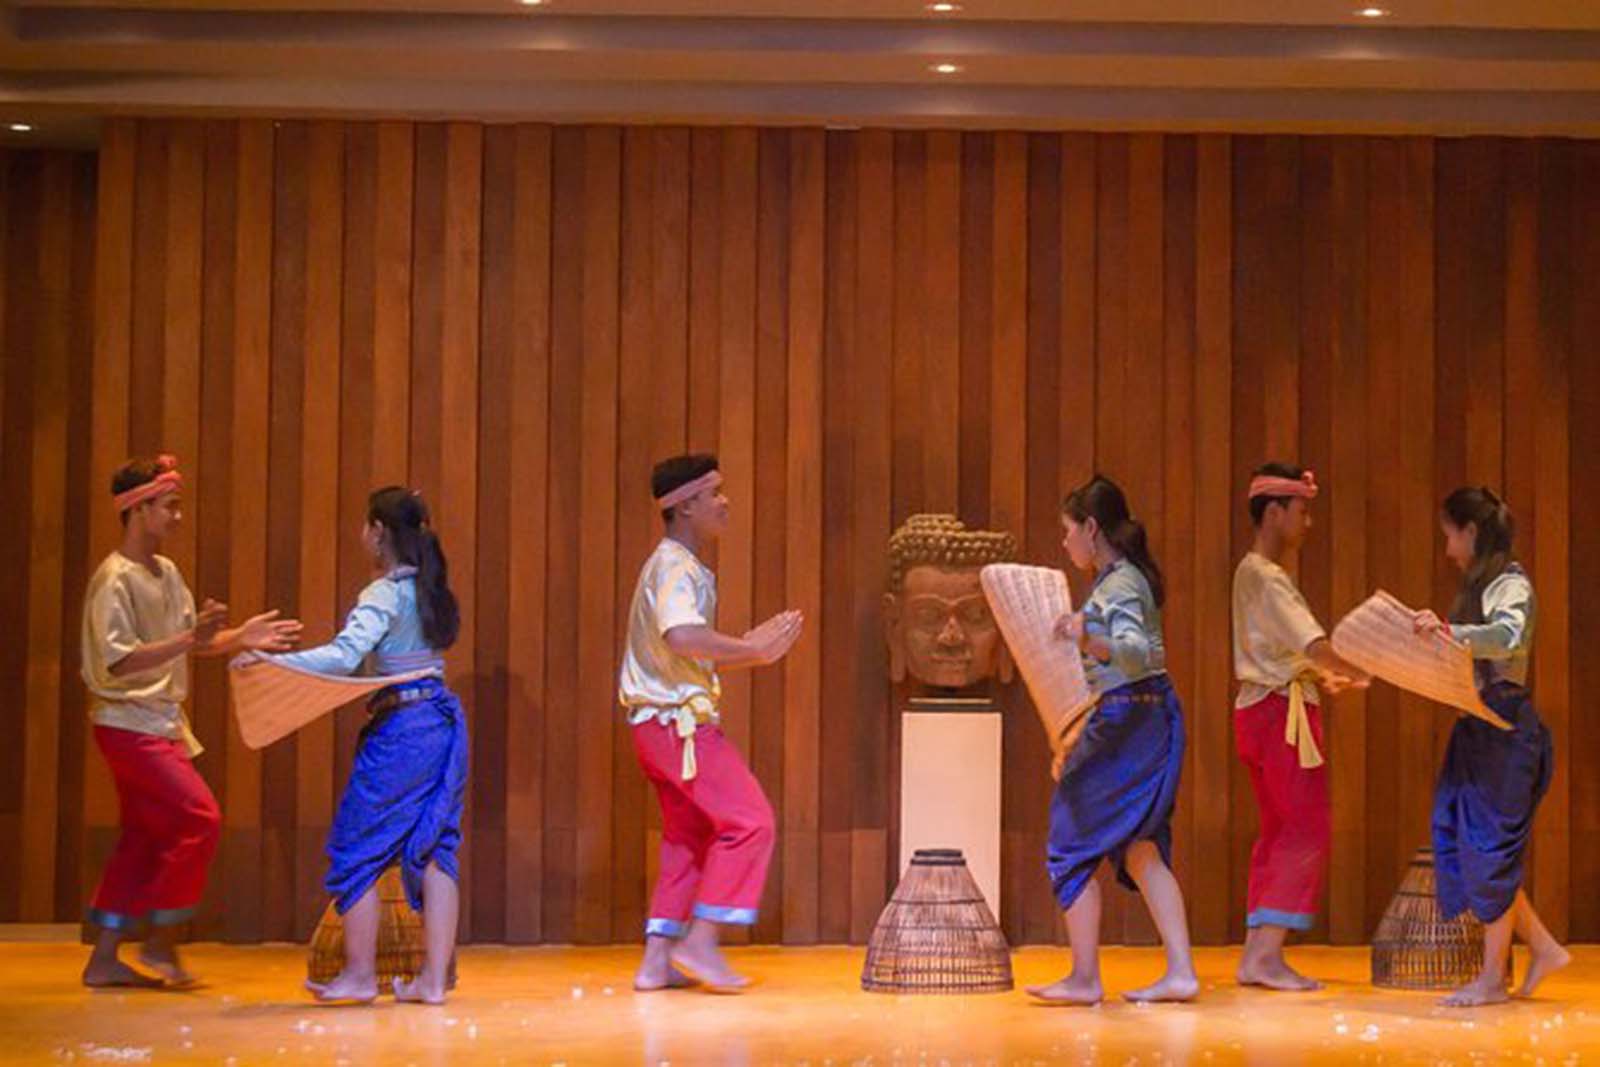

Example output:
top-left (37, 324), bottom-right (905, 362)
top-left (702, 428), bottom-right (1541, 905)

top-left (7, 123), bottom-right (33, 133)
top-left (925, 2), bottom-right (963, 12)
top-left (930, 62), bottom-right (963, 74)
top-left (519, 0), bottom-right (546, 6)
top-left (1356, 6), bottom-right (1389, 17)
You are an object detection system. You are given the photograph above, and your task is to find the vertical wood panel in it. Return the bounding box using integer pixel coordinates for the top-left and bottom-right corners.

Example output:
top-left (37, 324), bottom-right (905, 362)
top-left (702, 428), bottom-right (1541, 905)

top-left (850, 129), bottom-right (893, 943)
top-left (503, 124), bottom-right (553, 944)
top-left (474, 126), bottom-right (513, 944)
top-left (1190, 134), bottom-right (1234, 946)
top-left (84, 123), bottom-right (137, 892)
top-left (294, 121), bottom-right (344, 937)
top-left (262, 121), bottom-right (307, 943)
top-left (574, 126), bottom-right (621, 944)
top-left (751, 128), bottom-right (790, 944)
top-left (20, 154), bottom-right (73, 919)
top-left (1567, 141), bottom-right (1600, 941)
top-left (1530, 142), bottom-right (1572, 938)
top-left (1021, 132), bottom-right (1063, 944)
top-left (818, 130), bottom-right (857, 944)
top-left (781, 128), bottom-right (825, 944)
top-left (1313, 137), bottom-right (1371, 943)
top-left (222, 119), bottom-right (273, 941)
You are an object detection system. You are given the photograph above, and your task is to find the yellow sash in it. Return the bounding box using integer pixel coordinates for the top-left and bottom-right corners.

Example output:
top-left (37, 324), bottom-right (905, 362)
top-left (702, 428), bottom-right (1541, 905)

top-left (670, 694), bottom-right (720, 781)
top-left (1283, 678), bottom-right (1324, 770)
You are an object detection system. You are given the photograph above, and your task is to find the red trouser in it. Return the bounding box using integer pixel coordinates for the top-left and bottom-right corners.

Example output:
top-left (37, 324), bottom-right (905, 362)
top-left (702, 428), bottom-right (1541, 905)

top-left (88, 725), bottom-right (222, 930)
top-left (633, 720), bottom-right (775, 937)
top-left (1233, 693), bottom-right (1330, 931)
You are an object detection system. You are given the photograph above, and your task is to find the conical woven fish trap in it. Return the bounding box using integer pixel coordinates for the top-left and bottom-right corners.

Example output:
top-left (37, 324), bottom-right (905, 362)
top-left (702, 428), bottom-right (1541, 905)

top-left (862, 849), bottom-right (1013, 994)
top-left (1371, 846), bottom-right (1497, 990)
top-left (307, 867), bottom-right (455, 993)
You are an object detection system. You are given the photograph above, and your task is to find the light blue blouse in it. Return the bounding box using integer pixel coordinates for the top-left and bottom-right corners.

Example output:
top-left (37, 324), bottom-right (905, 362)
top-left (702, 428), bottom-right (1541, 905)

top-left (1450, 566), bottom-right (1534, 688)
top-left (272, 566), bottom-right (446, 677)
top-left (1081, 557), bottom-right (1167, 698)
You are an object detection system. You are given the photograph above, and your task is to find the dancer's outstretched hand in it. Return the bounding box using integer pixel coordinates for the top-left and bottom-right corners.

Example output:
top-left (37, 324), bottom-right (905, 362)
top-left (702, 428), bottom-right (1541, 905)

top-left (1412, 609), bottom-right (1448, 640)
top-left (238, 609), bottom-right (304, 653)
top-left (744, 610), bottom-right (804, 665)
top-left (194, 598), bottom-right (228, 645)
top-left (1052, 611), bottom-right (1085, 647)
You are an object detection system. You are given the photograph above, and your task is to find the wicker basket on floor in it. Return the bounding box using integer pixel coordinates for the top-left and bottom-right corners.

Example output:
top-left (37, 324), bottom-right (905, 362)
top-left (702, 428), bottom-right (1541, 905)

top-left (307, 867), bottom-right (455, 993)
top-left (1371, 846), bottom-right (1498, 989)
top-left (862, 848), bottom-right (1013, 994)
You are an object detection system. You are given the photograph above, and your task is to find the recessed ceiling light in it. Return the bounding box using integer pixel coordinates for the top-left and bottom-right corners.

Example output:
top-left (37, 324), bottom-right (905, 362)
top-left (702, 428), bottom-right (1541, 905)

top-left (930, 62), bottom-right (963, 74)
top-left (1356, 6), bottom-right (1389, 16)
top-left (925, 2), bottom-right (963, 12)
top-left (519, 0), bottom-right (545, 6)
top-left (7, 123), bottom-right (33, 133)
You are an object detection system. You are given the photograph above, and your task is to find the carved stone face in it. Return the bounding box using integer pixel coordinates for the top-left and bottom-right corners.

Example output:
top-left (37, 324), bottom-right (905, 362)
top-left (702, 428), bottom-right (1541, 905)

top-left (884, 563), bottom-right (1011, 690)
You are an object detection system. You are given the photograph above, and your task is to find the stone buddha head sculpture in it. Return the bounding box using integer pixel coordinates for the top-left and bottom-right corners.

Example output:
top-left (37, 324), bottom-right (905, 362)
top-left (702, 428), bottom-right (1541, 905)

top-left (884, 514), bottom-right (1017, 690)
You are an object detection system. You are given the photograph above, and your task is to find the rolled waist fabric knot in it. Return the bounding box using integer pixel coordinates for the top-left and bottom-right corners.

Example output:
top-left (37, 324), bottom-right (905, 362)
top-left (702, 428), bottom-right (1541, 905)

top-left (1283, 676), bottom-right (1324, 769)
top-left (368, 677), bottom-right (445, 718)
top-left (668, 694), bottom-right (720, 781)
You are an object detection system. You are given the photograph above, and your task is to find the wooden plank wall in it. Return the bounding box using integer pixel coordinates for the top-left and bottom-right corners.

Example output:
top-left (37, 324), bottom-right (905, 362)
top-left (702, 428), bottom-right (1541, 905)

top-left (3, 125), bottom-right (1598, 947)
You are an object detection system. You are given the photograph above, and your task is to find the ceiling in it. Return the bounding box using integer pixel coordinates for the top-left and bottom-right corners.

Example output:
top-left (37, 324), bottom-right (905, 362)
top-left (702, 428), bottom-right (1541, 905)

top-left (4, 0), bottom-right (1600, 145)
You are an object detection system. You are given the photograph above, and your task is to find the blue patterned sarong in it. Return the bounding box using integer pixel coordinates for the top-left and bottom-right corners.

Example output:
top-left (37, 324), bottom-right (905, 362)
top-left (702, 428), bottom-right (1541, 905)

top-left (1046, 674), bottom-right (1185, 910)
top-left (1432, 680), bottom-right (1552, 924)
top-left (326, 678), bottom-right (469, 913)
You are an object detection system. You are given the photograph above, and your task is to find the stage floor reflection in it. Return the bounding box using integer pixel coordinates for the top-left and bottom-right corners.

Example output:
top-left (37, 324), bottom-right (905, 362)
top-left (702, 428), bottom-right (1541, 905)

top-left (6, 940), bottom-right (1598, 1065)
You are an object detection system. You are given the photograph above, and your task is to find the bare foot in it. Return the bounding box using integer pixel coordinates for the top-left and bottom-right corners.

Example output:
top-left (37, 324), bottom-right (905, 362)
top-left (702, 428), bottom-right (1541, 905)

top-left (1517, 944), bottom-right (1571, 998)
top-left (1025, 974), bottom-right (1103, 1006)
top-left (393, 975), bottom-right (447, 1005)
top-left (1124, 972), bottom-right (1201, 1004)
top-left (1236, 956), bottom-right (1322, 991)
top-left (309, 971), bottom-right (378, 1003)
top-left (670, 943), bottom-right (750, 994)
top-left (633, 965), bottom-right (698, 992)
top-left (83, 957), bottom-right (163, 989)
top-left (1441, 976), bottom-right (1510, 1008)
top-left (136, 948), bottom-right (198, 988)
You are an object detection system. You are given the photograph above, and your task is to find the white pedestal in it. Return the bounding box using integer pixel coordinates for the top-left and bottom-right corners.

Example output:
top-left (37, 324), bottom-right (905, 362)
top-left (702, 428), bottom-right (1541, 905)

top-left (898, 700), bottom-right (1003, 913)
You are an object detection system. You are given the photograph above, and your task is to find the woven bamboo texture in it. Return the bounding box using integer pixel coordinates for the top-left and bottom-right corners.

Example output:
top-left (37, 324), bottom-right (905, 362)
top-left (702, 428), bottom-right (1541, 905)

top-left (862, 849), bottom-right (1013, 994)
top-left (1371, 846), bottom-right (1498, 990)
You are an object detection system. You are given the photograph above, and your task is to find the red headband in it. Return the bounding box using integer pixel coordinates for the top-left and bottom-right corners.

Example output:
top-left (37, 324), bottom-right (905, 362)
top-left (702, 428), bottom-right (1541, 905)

top-left (1248, 470), bottom-right (1318, 502)
top-left (656, 470), bottom-right (723, 511)
top-left (113, 454), bottom-right (183, 512)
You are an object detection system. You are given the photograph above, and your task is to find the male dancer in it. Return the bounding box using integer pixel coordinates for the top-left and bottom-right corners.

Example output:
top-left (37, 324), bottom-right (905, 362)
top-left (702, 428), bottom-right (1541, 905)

top-left (1232, 463), bottom-right (1366, 990)
top-left (618, 453), bottom-right (802, 992)
top-left (81, 455), bottom-right (299, 986)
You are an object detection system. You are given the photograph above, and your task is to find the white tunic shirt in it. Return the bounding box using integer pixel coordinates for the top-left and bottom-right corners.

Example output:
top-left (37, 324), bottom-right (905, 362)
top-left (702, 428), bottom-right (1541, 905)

top-left (80, 551), bottom-right (202, 756)
top-left (618, 538), bottom-right (722, 725)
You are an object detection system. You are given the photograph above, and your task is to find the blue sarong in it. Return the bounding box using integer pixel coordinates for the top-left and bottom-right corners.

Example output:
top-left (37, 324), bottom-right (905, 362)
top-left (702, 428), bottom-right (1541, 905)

top-left (326, 678), bottom-right (469, 913)
top-left (1432, 680), bottom-right (1552, 923)
top-left (1046, 674), bottom-right (1185, 910)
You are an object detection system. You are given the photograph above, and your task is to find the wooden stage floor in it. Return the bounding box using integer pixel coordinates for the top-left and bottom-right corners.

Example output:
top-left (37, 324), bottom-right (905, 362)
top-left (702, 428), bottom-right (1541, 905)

top-left (4, 940), bottom-right (1598, 1065)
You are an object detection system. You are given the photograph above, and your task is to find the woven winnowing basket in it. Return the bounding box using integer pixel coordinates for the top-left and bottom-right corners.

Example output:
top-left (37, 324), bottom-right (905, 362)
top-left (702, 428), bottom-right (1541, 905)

top-left (307, 867), bottom-right (455, 993)
top-left (862, 849), bottom-right (1014, 994)
top-left (1371, 846), bottom-right (1497, 989)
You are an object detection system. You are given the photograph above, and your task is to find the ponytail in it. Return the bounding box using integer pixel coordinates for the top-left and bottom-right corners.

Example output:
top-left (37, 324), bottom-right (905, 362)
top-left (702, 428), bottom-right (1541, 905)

top-left (1063, 474), bottom-right (1166, 607)
top-left (1442, 486), bottom-right (1515, 625)
top-left (368, 486), bottom-right (461, 650)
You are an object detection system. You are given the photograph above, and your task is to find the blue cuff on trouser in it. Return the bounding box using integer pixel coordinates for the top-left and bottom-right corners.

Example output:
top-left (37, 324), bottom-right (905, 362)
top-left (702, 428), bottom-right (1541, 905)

top-left (1247, 907), bottom-right (1314, 931)
top-left (693, 903), bottom-right (758, 926)
top-left (645, 917), bottom-right (689, 938)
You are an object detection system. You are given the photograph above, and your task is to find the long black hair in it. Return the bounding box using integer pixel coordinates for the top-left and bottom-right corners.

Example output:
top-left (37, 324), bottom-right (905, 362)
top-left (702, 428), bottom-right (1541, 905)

top-left (1442, 486), bottom-right (1516, 626)
top-left (368, 486), bottom-right (460, 650)
top-left (1062, 474), bottom-right (1165, 607)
